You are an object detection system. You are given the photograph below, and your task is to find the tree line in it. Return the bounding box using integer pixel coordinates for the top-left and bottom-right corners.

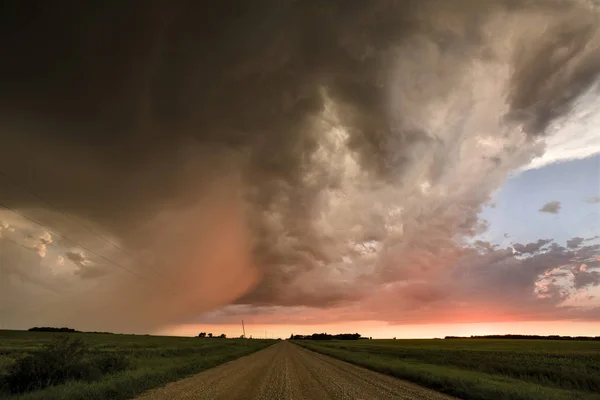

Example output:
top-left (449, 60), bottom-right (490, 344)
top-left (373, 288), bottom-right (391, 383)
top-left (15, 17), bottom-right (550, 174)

top-left (29, 327), bottom-right (79, 333)
top-left (445, 334), bottom-right (600, 341)
top-left (28, 327), bottom-right (113, 334)
top-left (197, 332), bottom-right (226, 338)
top-left (289, 333), bottom-right (367, 340)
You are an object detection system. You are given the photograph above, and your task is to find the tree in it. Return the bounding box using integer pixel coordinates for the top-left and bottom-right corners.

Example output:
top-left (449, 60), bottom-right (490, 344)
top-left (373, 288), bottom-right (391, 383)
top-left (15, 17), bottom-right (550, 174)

top-left (198, 332), bottom-right (206, 338)
top-left (289, 332), bottom-right (363, 340)
top-left (208, 333), bottom-right (213, 338)
top-left (219, 333), bottom-right (226, 338)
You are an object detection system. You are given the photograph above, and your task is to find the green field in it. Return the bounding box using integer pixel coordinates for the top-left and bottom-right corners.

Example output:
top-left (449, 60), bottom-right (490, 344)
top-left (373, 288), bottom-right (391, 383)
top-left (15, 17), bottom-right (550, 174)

top-left (294, 339), bottom-right (600, 400)
top-left (0, 330), bottom-right (274, 400)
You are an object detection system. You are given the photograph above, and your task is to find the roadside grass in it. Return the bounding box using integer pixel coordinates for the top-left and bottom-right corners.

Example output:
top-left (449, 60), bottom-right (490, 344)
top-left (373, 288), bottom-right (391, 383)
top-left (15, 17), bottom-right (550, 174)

top-left (295, 339), bottom-right (600, 400)
top-left (0, 330), bottom-right (275, 400)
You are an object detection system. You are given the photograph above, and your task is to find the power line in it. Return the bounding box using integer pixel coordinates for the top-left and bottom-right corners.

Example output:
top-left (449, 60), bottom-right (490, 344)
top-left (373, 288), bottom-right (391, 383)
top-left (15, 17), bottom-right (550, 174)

top-left (0, 170), bottom-right (170, 281)
top-left (0, 202), bottom-right (162, 285)
top-left (0, 226), bottom-right (178, 327)
top-left (0, 171), bottom-right (185, 324)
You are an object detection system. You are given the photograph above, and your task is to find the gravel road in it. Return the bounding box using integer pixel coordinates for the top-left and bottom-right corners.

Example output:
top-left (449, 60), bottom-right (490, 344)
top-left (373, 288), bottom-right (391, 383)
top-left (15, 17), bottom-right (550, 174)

top-left (135, 341), bottom-right (458, 400)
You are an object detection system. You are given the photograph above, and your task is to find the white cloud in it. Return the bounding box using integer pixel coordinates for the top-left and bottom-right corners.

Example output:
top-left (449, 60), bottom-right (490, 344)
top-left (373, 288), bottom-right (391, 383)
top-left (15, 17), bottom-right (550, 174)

top-left (524, 80), bottom-right (600, 170)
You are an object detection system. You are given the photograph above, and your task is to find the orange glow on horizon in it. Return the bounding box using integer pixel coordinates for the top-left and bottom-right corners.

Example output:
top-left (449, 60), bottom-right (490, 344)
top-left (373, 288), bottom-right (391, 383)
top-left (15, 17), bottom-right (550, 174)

top-left (157, 320), bottom-right (600, 339)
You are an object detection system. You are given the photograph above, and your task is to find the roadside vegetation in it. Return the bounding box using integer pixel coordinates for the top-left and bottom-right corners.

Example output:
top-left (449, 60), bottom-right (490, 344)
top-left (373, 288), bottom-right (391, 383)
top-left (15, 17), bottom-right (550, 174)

top-left (0, 330), bottom-right (274, 400)
top-left (294, 338), bottom-right (600, 400)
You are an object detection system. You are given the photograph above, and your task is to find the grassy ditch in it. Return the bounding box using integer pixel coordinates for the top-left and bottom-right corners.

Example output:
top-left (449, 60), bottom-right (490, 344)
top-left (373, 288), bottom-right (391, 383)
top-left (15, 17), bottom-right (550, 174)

top-left (294, 339), bottom-right (600, 400)
top-left (0, 330), bottom-right (274, 400)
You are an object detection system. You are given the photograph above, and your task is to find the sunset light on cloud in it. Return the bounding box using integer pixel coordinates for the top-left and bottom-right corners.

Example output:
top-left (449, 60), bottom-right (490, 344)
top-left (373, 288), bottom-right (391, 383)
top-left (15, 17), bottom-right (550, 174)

top-left (0, 0), bottom-right (599, 340)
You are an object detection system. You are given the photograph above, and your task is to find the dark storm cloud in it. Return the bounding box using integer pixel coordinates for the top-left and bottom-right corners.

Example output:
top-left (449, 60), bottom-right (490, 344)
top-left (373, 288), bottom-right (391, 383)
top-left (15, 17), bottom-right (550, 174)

top-left (539, 201), bottom-right (562, 214)
top-left (0, 0), bottom-right (599, 331)
top-left (507, 1), bottom-right (600, 134)
top-left (0, 1), bottom-right (596, 220)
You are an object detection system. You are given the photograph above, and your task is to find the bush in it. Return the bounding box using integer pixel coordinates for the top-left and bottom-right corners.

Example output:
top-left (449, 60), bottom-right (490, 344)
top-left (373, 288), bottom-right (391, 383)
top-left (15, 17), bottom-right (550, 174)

top-left (3, 336), bottom-right (98, 394)
top-left (91, 353), bottom-right (130, 374)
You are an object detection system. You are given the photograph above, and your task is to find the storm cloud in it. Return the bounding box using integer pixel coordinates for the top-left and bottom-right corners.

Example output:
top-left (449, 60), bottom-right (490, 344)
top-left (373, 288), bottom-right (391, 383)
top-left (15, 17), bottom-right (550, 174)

top-left (199, 236), bottom-right (600, 325)
top-left (0, 0), bottom-right (599, 332)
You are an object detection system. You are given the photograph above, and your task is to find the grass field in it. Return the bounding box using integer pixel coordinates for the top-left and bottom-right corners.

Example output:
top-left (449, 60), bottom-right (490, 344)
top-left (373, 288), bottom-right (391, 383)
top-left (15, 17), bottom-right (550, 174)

top-left (0, 330), bottom-right (274, 400)
top-left (294, 339), bottom-right (600, 400)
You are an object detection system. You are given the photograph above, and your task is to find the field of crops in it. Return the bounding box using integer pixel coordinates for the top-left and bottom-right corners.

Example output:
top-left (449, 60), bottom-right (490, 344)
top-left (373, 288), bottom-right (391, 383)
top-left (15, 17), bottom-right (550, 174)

top-left (0, 330), bottom-right (274, 400)
top-left (295, 338), bottom-right (600, 400)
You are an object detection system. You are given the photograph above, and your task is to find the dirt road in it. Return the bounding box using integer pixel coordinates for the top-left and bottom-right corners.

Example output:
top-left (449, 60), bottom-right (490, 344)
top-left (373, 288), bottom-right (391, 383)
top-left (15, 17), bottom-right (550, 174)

top-left (136, 341), bottom-right (457, 400)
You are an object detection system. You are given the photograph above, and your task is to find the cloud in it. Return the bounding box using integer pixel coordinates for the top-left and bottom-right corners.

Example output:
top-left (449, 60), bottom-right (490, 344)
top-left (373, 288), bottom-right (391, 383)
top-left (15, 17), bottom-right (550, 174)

top-left (199, 236), bottom-right (600, 325)
top-left (0, 224), bottom-right (65, 298)
top-left (573, 270), bottom-right (600, 289)
top-left (587, 196), bottom-right (600, 204)
top-left (513, 239), bottom-right (552, 254)
top-left (65, 251), bottom-right (86, 265)
top-left (64, 251), bottom-right (109, 279)
top-left (0, 0), bottom-right (599, 332)
top-left (539, 201), bottom-right (562, 214)
top-left (523, 80), bottom-right (600, 170)
top-left (74, 265), bottom-right (110, 280)
top-left (39, 232), bottom-right (52, 245)
top-left (22, 229), bottom-right (53, 257)
top-left (567, 237), bottom-right (585, 249)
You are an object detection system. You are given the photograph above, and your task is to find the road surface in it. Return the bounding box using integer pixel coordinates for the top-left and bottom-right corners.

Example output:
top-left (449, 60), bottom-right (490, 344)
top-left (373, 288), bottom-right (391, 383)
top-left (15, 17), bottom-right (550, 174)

top-left (136, 341), bottom-right (457, 400)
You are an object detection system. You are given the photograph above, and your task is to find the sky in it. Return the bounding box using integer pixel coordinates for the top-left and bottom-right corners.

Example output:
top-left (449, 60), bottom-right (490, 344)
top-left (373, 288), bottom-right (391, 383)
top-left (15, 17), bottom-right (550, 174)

top-left (0, 0), bottom-right (599, 338)
top-left (480, 155), bottom-right (599, 246)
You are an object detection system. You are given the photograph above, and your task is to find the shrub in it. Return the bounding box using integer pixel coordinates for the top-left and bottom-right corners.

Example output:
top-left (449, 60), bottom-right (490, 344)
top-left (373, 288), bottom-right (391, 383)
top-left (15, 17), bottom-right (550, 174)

top-left (3, 336), bottom-right (98, 393)
top-left (92, 352), bottom-right (130, 374)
